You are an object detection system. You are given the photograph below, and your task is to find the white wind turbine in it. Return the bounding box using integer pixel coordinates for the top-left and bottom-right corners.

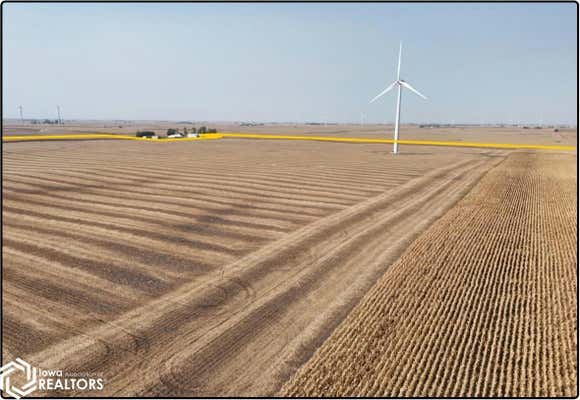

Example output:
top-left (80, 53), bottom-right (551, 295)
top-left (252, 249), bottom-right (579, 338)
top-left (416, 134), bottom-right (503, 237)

top-left (370, 42), bottom-right (427, 154)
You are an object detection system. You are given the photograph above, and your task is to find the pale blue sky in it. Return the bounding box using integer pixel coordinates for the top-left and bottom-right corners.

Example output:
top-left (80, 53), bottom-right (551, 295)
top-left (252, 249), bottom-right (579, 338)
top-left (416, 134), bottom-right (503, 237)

top-left (2, 3), bottom-right (577, 124)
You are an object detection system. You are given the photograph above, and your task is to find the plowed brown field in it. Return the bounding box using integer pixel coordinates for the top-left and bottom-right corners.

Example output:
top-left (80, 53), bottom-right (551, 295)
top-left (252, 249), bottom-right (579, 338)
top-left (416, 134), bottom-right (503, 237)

top-left (2, 139), bottom-right (507, 396)
top-left (281, 151), bottom-right (577, 397)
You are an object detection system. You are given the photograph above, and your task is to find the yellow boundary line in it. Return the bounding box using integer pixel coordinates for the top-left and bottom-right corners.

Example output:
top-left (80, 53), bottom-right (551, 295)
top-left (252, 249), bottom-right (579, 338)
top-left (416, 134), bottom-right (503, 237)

top-left (2, 133), bottom-right (223, 142)
top-left (220, 133), bottom-right (577, 151)
top-left (2, 132), bottom-right (576, 151)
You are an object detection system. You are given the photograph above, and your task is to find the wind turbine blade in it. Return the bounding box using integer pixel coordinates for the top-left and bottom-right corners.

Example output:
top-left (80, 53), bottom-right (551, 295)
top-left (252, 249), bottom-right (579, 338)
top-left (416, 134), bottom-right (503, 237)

top-left (369, 81), bottom-right (397, 103)
top-left (400, 81), bottom-right (428, 100)
top-left (397, 41), bottom-right (402, 80)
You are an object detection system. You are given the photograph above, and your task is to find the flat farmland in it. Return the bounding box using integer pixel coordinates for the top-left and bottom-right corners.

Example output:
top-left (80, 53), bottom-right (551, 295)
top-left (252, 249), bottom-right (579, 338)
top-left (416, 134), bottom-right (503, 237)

top-left (3, 120), bottom-right (577, 148)
top-left (219, 124), bottom-right (578, 147)
top-left (281, 151), bottom-right (577, 397)
top-left (2, 138), bottom-right (505, 396)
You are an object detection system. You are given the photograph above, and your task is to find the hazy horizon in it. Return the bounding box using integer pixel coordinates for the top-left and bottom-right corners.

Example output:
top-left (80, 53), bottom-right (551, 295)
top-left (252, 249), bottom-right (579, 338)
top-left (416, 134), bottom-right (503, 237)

top-left (2, 117), bottom-right (576, 127)
top-left (3, 3), bottom-right (577, 125)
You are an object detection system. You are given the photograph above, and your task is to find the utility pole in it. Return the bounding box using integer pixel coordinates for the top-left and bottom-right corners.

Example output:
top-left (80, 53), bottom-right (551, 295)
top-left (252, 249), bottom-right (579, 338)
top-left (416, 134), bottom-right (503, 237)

top-left (18, 105), bottom-right (24, 124)
top-left (57, 105), bottom-right (62, 125)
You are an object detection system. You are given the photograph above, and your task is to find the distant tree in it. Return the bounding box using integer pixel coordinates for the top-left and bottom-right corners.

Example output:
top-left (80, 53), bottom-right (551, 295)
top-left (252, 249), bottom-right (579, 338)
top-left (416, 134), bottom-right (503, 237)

top-left (198, 126), bottom-right (207, 134)
top-left (207, 128), bottom-right (217, 133)
top-left (183, 127), bottom-right (188, 135)
top-left (136, 131), bottom-right (156, 138)
top-left (166, 128), bottom-right (178, 136)
top-left (190, 127), bottom-right (197, 134)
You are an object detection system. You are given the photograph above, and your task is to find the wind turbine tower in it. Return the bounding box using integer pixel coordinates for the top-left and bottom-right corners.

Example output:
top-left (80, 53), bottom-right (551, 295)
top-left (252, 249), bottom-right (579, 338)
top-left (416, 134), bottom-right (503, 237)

top-left (370, 42), bottom-right (428, 154)
top-left (18, 105), bottom-right (24, 124)
top-left (57, 105), bottom-right (62, 125)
